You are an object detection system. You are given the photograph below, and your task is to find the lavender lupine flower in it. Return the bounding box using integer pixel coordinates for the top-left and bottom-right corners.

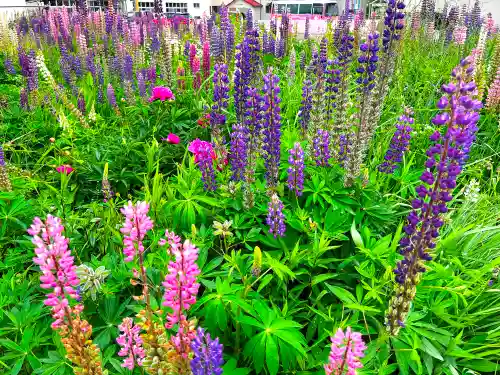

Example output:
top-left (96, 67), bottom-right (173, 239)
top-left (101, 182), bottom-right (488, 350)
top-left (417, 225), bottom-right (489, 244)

top-left (184, 40), bottom-right (191, 59)
top-left (20, 87), bottom-right (28, 109)
top-left (307, 48), bottom-right (327, 146)
top-left (77, 96), bottom-right (86, 115)
top-left (386, 57), bottom-right (482, 336)
top-left (0, 145), bottom-right (11, 191)
top-left (266, 194), bottom-right (286, 238)
top-left (337, 133), bottom-right (351, 168)
top-left (262, 29), bottom-right (269, 54)
top-left (72, 55), bottom-right (83, 78)
top-left (4, 58), bottom-right (16, 75)
top-left (304, 16), bottom-right (310, 40)
top-left (188, 139), bottom-right (217, 191)
top-left (86, 52), bottom-right (96, 79)
top-left (27, 50), bottom-right (38, 91)
top-left (137, 71), bottom-right (146, 98)
top-left (471, 0), bottom-right (481, 31)
top-left (190, 327), bottom-right (224, 375)
top-left (225, 22), bottom-right (235, 62)
top-left (287, 143), bottom-right (304, 196)
top-left (367, 0), bottom-right (405, 142)
top-left (378, 109), bottom-right (414, 174)
top-left (324, 59), bottom-right (338, 127)
top-left (288, 47), bottom-right (296, 84)
top-left (124, 54), bottom-right (133, 82)
top-left (279, 10), bottom-right (290, 54)
top-left (298, 79), bottom-right (313, 135)
top-left (105, 10), bottom-right (113, 34)
top-left (229, 123), bottom-right (248, 181)
top-left (344, 32), bottom-right (380, 186)
top-left (313, 129), bottom-right (331, 167)
top-left (243, 87), bottom-right (264, 208)
top-left (299, 51), bottom-right (306, 70)
top-left (262, 68), bottom-right (282, 189)
top-left (333, 29), bottom-right (354, 139)
top-left (211, 63), bottom-right (230, 151)
top-left (445, 6), bottom-right (460, 44)
top-left (234, 28), bottom-right (261, 120)
top-left (210, 26), bottom-right (222, 59)
top-left (246, 8), bottom-right (254, 30)
top-left (275, 38), bottom-right (285, 58)
top-left (107, 83), bottom-right (117, 108)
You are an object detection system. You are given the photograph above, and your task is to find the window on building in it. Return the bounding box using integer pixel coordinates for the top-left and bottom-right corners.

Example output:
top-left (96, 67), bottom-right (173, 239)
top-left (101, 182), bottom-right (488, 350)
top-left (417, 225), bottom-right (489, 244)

top-left (139, 1), bottom-right (154, 11)
top-left (193, 2), bottom-right (200, 8)
top-left (298, 4), bottom-right (312, 14)
top-left (312, 3), bottom-right (323, 15)
top-left (265, 3), bottom-right (272, 13)
top-left (166, 2), bottom-right (188, 13)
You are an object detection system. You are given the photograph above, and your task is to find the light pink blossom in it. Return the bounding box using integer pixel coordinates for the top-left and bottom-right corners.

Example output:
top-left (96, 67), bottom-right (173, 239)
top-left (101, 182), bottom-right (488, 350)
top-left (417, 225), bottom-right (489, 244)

top-left (28, 215), bottom-right (80, 329)
top-left (158, 229), bottom-right (181, 253)
top-left (453, 25), bottom-right (467, 45)
top-left (117, 317), bottom-right (145, 370)
top-left (324, 327), bottom-right (366, 375)
top-left (120, 201), bottom-right (154, 262)
top-left (162, 237), bottom-right (200, 329)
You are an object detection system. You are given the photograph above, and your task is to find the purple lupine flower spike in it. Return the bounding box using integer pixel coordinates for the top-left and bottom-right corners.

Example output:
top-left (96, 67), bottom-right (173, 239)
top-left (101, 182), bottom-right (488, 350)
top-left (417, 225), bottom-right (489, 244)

top-left (378, 108), bottom-right (414, 174)
top-left (106, 83), bottom-right (117, 108)
top-left (77, 96), bottom-right (86, 115)
top-left (4, 58), bottom-right (16, 75)
top-left (386, 57), bottom-right (482, 336)
top-left (211, 63), bottom-right (230, 155)
top-left (190, 327), bottom-right (224, 375)
top-left (229, 123), bottom-right (248, 181)
top-left (299, 79), bottom-right (313, 135)
top-left (262, 68), bottom-right (282, 189)
top-left (266, 194), bottom-right (286, 238)
top-left (287, 143), bottom-right (304, 196)
top-left (313, 129), bottom-right (331, 167)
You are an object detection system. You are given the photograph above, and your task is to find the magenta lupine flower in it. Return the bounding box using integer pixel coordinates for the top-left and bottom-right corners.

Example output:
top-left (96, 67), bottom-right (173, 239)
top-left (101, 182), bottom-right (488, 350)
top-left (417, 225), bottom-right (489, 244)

top-left (28, 215), bottom-right (80, 329)
top-left (324, 327), bottom-right (366, 375)
top-left (266, 194), bottom-right (286, 238)
top-left (117, 317), bottom-right (145, 370)
top-left (189, 43), bottom-right (197, 74)
top-left (287, 142), bottom-right (304, 196)
top-left (162, 238), bottom-right (201, 329)
top-left (202, 41), bottom-right (210, 80)
top-left (120, 201), bottom-right (154, 262)
top-left (158, 229), bottom-right (181, 253)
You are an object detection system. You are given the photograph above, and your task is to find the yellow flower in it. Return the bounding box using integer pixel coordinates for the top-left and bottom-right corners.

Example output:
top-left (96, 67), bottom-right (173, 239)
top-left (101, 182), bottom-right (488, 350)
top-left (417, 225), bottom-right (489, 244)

top-left (212, 220), bottom-right (233, 237)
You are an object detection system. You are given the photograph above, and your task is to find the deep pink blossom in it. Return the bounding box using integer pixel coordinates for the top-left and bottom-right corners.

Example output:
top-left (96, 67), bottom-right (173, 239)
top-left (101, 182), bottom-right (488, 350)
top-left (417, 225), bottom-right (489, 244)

top-left (120, 201), bottom-right (154, 262)
top-left (117, 317), bottom-right (145, 370)
top-left (188, 139), bottom-right (217, 163)
top-left (162, 237), bottom-right (200, 329)
top-left (56, 165), bottom-right (74, 174)
top-left (149, 86), bottom-right (175, 102)
top-left (28, 215), bottom-right (80, 329)
top-left (162, 133), bottom-right (180, 144)
top-left (324, 327), bottom-right (366, 375)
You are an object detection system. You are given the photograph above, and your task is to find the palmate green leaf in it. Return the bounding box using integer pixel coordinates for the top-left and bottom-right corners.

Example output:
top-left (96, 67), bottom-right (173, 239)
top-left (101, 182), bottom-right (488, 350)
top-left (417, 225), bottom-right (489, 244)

top-left (258, 274), bottom-right (274, 292)
top-left (238, 315), bottom-right (265, 329)
top-left (264, 253), bottom-right (295, 281)
top-left (272, 328), bottom-right (307, 356)
top-left (269, 318), bottom-right (302, 330)
top-left (243, 332), bottom-right (266, 373)
top-left (311, 273), bottom-right (338, 286)
top-left (420, 337), bottom-right (444, 360)
top-left (392, 338), bottom-right (411, 375)
top-left (325, 283), bottom-right (356, 304)
top-left (458, 359), bottom-right (500, 372)
top-left (266, 335), bottom-right (280, 375)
